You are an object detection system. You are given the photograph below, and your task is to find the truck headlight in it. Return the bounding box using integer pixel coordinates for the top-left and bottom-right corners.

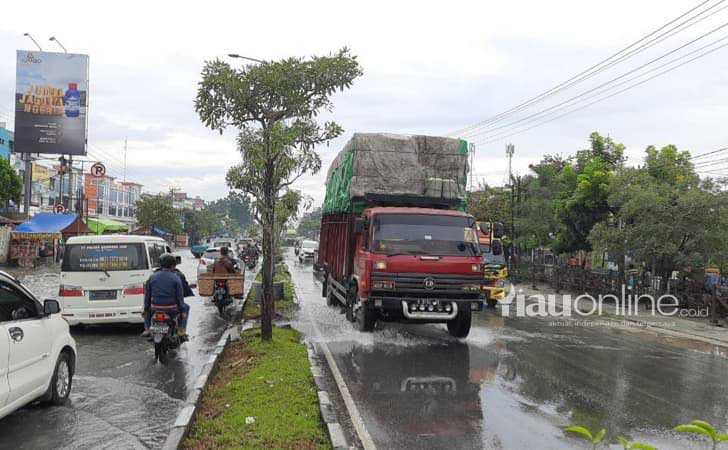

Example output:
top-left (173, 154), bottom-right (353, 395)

top-left (374, 261), bottom-right (387, 270)
top-left (471, 264), bottom-right (483, 272)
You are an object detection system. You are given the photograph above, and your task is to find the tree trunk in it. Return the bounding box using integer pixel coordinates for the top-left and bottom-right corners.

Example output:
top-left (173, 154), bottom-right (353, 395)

top-left (260, 173), bottom-right (275, 341)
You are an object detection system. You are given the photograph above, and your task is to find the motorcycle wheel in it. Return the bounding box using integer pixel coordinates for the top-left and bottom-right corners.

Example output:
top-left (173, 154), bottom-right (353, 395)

top-left (154, 342), bottom-right (168, 363)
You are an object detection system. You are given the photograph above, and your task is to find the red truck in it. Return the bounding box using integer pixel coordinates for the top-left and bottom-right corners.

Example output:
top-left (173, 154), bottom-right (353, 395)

top-left (316, 133), bottom-right (486, 338)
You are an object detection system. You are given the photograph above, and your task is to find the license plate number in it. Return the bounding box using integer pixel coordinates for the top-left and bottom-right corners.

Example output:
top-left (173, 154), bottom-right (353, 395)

top-left (90, 290), bottom-right (117, 300)
top-left (150, 325), bottom-right (169, 334)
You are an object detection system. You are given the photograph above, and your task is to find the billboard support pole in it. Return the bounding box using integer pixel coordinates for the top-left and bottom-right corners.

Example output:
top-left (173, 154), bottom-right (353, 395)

top-left (68, 154), bottom-right (73, 213)
top-left (22, 153), bottom-right (32, 214)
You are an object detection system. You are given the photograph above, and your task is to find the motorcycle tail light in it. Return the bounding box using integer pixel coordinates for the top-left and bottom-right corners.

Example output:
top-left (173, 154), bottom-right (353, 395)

top-left (216, 281), bottom-right (226, 287)
top-left (122, 284), bottom-right (144, 295)
top-left (59, 285), bottom-right (84, 297)
top-left (154, 312), bottom-right (167, 321)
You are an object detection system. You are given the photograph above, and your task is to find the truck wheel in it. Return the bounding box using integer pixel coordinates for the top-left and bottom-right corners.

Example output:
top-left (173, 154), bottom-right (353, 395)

top-left (321, 274), bottom-right (328, 298)
top-left (356, 300), bottom-right (376, 332)
top-left (326, 282), bottom-right (337, 307)
top-left (447, 307), bottom-right (472, 338)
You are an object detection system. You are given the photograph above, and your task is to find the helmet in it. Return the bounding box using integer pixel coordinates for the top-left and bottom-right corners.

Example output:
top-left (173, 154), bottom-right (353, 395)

top-left (220, 246), bottom-right (229, 256)
top-left (160, 253), bottom-right (177, 269)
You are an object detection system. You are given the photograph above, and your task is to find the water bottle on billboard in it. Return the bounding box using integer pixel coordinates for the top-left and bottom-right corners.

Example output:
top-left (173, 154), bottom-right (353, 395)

top-left (64, 83), bottom-right (80, 118)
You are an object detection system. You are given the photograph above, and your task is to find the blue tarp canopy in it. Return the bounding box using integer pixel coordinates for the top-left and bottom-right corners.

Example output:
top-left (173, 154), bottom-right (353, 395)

top-left (14, 213), bottom-right (91, 235)
top-left (152, 226), bottom-right (173, 237)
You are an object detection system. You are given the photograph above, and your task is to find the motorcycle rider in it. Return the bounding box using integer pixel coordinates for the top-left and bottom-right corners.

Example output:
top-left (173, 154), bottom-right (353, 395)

top-left (213, 246), bottom-right (238, 274)
top-left (142, 253), bottom-right (190, 338)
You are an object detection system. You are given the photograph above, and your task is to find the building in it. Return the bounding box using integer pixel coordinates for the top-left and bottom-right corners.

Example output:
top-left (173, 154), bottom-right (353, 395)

top-left (172, 192), bottom-right (205, 211)
top-left (0, 123), bottom-right (13, 161)
top-left (84, 175), bottom-right (143, 227)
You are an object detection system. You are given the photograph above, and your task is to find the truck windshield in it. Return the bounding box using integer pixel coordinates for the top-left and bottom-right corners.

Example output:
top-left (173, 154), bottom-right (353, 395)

top-left (62, 243), bottom-right (149, 271)
top-left (371, 214), bottom-right (479, 257)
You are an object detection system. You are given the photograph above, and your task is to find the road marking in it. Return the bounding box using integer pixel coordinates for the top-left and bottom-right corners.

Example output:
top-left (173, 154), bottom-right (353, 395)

top-left (291, 279), bottom-right (377, 450)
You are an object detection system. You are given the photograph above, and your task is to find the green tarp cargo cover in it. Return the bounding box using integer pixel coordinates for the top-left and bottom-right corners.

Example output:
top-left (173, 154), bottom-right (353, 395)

top-left (323, 133), bottom-right (469, 213)
top-left (86, 217), bottom-right (129, 234)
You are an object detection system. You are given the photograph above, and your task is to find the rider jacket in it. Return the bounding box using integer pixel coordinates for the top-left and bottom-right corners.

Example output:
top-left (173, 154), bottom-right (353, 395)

top-left (144, 268), bottom-right (185, 313)
top-left (212, 256), bottom-right (237, 274)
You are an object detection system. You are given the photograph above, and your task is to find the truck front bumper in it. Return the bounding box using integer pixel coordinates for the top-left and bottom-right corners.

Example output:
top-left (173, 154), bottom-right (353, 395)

top-left (363, 295), bottom-right (484, 322)
top-left (483, 286), bottom-right (506, 301)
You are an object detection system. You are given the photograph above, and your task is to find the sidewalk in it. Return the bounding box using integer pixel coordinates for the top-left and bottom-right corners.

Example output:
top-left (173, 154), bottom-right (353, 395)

top-left (513, 281), bottom-right (728, 349)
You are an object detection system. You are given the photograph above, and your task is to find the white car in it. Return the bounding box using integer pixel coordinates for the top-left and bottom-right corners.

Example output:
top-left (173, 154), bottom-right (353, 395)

top-left (197, 247), bottom-right (239, 277)
top-left (59, 235), bottom-right (175, 326)
top-left (1, 271), bottom-right (77, 420)
top-left (298, 240), bottom-right (319, 262)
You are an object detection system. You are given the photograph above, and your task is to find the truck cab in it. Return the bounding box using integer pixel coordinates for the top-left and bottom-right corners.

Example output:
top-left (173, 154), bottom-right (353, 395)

top-left (321, 207), bottom-right (486, 338)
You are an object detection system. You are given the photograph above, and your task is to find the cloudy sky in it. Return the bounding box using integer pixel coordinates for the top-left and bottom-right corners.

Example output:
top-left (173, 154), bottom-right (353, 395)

top-left (2, 0), bottom-right (728, 209)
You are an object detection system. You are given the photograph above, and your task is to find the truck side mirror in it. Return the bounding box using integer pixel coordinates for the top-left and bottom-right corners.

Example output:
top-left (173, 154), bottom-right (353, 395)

top-left (493, 222), bottom-right (505, 238)
top-left (354, 217), bottom-right (366, 234)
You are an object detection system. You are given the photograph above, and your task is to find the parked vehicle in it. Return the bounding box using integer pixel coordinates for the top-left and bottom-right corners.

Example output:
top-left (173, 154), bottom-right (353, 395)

top-left (197, 247), bottom-right (239, 277)
top-left (298, 240), bottom-right (318, 263)
top-left (191, 243), bottom-right (208, 258)
top-left (211, 238), bottom-right (235, 250)
top-left (149, 309), bottom-right (183, 363)
top-left (476, 221), bottom-right (508, 308)
top-left (59, 235), bottom-right (174, 326)
top-left (1, 271), bottom-right (77, 420)
top-left (317, 133), bottom-right (485, 338)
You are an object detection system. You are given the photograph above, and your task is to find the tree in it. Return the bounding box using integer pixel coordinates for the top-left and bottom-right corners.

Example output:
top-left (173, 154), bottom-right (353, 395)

top-left (589, 144), bottom-right (722, 280)
top-left (195, 48), bottom-right (362, 340)
top-left (207, 192), bottom-right (254, 234)
top-left (183, 208), bottom-right (223, 244)
top-left (297, 207), bottom-right (322, 239)
top-left (136, 194), bottom-right (182, 234)
top-left (0, 158), bottom-right (22, 209)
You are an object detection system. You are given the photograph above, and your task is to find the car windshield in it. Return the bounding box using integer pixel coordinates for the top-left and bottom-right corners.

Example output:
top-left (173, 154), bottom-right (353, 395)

top-left (204, 250), bottom-right (222, 259)
top-left (371, 214), bottom-right (480, 257)
top-left (62, 243), bottom-right (149, 271)
top-left (481, 246), bottom-right (506, 266)
top-left (213, 241), bottom-right (232, 247)
top-left (302, 240), bottom-right (318, 249)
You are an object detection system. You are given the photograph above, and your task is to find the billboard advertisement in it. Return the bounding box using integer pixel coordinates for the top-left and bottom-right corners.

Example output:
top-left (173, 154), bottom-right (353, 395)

top-left (14, 50), bottom-right (89, 155)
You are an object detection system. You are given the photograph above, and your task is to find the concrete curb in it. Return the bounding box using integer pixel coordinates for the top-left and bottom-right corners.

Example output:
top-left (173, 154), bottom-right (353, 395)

top-left (161, 285), bottom-right (251, 450)
top-left (305, 341), bottom-right (350, 450)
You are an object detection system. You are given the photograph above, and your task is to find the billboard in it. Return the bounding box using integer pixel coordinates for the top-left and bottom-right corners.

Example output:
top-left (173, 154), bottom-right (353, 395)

top-left (14, 50), bottom-right (89, 155)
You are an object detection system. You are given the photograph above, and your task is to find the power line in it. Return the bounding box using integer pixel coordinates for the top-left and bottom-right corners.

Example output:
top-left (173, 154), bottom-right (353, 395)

top-left (466, 21), bottom-right (728, 142)
top-left (451, 0), bottom-right (723, 137)
top-left (471, 37), bottom-right (728, 146)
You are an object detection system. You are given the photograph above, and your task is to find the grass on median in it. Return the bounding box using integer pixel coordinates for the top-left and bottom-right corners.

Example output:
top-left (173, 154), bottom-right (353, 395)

top-left (184, 327), bottom-right (330, 450)
top-left (243, 263), bottom-right (295, 320)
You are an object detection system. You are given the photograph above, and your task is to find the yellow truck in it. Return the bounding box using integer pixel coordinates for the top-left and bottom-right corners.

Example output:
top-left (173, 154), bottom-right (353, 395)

top-left (476, 221), bottom-right (508, 308)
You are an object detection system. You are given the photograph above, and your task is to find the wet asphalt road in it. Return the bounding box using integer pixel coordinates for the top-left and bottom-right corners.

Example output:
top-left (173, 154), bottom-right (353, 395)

top-left (287, 251), bottom-right (728, 450)
top-left (0, 251), bottom-right (255, 450)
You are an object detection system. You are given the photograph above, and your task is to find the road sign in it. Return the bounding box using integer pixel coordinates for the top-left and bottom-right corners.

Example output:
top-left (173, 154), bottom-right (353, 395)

top-left (54, 204), bottom-right (66, 214)
top-left (90, 162), bottom-right (106, 178)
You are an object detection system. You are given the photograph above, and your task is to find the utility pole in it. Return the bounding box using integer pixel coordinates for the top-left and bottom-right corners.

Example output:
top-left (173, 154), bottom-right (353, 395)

top-left (469, 143), bottom-right (475, 191)
top-left (123, 138), bottom-right (127, 182)
top-left (68, 155), bottom-right (74, 212)
top-left (22, 153), bottom-right (32, 215)
top-left (506, 143), bottom-right (515, 268)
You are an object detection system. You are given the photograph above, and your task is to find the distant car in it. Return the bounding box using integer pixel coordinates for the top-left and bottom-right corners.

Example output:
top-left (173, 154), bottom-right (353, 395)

top-left (298, 240), bottom-right (318, 263)
top-left (0, 271), bottom-right (77, 420)
top-left (211, 239), bottom-right (235, 250)
top-left (197, 247), bottom-right (239, 277)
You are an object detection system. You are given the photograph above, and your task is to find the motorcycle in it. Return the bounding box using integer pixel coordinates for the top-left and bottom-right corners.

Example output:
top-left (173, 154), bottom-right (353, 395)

top-left (243, 253), bottom-right (258, 269)
top-left (213, 280), bottom-right (233, 317)
top-left (149, 309), bottom-right (186, 363)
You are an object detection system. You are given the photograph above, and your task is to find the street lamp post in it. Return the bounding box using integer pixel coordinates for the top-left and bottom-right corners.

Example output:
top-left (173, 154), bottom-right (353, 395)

top-left (23, 33), bottom-right (43, 51)
top-left (49, 37), bottom-right (68, 53)
top-left (228, 53), bottom-right (266, 64)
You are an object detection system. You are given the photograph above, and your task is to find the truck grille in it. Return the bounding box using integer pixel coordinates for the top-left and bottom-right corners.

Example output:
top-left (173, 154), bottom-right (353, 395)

top-left (370, 272), bottom-right (482, 298)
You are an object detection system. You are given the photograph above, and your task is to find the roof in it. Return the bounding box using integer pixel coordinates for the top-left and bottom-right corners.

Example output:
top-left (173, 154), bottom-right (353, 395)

top-left (66, 235), bottom-right (166, 244)
top-left (0, 215), bottom-right (24, 225)
top-left (364, 206), bottom-right (472, 217)
top-left (86, 217), bottom-right (129, 234)
top-left (15, 213), bottom-right (92, 234)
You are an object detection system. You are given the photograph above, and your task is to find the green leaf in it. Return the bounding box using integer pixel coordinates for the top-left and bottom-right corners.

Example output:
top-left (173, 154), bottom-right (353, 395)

top-left (593, 429), bottom-right (606, 444)
top-left (674, 424), bottom-right (713, 439)
top-left (629, 443), bottom-right (657, 450)
top-left (717, 433), bottom-right (728, 442)
top-left (690, 420), bottom-right (717, 440)
top-left (565, 426), bottom-right (593, 441)
top-left (617, 437), bottom-right (628, 449)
